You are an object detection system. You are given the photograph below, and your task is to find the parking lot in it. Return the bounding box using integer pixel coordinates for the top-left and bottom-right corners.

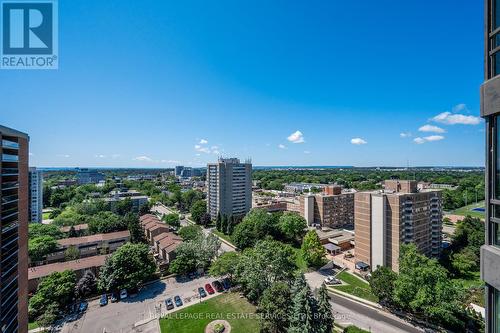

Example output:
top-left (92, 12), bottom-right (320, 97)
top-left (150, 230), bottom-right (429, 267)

top-left (60, 275), bottom-right (222, 333)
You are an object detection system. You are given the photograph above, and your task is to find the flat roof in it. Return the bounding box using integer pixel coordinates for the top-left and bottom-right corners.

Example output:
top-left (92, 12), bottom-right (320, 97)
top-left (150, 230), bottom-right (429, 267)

top-left (59, 224), bottom-right (89, 233)
top-left (29, 255), bottom-right (108, 280)
top-left (57, 230), bottom-right (130, 247)
top-left (323, 243), bottom-right (341, 251)
top-left (0, 125), bottom-right (29, 139)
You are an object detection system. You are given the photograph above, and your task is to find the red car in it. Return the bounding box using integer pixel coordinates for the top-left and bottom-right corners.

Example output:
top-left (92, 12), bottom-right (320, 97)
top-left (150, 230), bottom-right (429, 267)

top-left (205, 283), bottom-right (215, 295)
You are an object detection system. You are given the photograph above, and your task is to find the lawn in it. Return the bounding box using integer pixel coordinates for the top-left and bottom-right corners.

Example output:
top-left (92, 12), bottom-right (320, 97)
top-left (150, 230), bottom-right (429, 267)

top-left (343, 325), bottom-right (370, 333)
top-left (332, 271), bottom-right (378, 303)
top-left (212, 230), bottom-right (235, 246)
top-left (451, 201), bottom-right (485, 219)
top-left (159, 292), bottom-right (260, 333)
top-left (292, 247), bottom-right (309, 273)
top-left (42, 212), bottom-right (51, 220)
top-left (28, 321), bottom-right (39, 330)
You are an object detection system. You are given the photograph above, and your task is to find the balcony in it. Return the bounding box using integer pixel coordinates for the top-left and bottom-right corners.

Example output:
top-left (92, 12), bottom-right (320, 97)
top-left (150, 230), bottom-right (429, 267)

top-left (1, 154), bottom-right (18, 162)
top-left (1, 140), bottom-right (19, 150)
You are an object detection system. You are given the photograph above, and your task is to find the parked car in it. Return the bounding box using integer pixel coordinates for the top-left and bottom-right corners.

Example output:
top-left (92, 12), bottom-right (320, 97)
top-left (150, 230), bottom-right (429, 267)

top-left (99, 294), bottom-right (108, 306)
top-left (198, 287), bottom-right (207, 298)
top-left (205, 283), bottom-right (215, 295)
top-left (78, 301), bottom-right (88, 312)
top-left (212, 280), bottom-right (224, 292)
top-left (111, 292), bottom-right (119, 303)
top-left (174, 295), bottom-right (183, 307)
top-left (165, 298), bottom-right (174, 310)
top-left (120, 289), bottom-right (128, 300)
top-left (324, 276), bottom-right (341, 285)
top-left (221, 278), bottom-right (231, 290)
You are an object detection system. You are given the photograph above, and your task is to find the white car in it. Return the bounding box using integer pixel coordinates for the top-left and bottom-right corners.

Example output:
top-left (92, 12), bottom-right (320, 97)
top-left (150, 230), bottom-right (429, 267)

top-left (324, 276), bottom-right (341, 285)
top-left (120, 289), bottom-right (128, 300)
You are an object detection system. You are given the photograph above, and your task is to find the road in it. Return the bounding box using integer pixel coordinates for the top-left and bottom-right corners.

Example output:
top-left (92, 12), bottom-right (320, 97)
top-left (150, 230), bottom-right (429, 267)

top-left (306, 271), bottom-right (424, 333)
top-left (59, 276), bottom-right (220, 333)
top-left (330, 293), bottom-right (423, 333)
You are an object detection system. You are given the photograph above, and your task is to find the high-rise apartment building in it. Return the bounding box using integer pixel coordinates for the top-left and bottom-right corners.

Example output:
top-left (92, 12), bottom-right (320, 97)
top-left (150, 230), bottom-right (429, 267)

top-left (28, 167), bottom-right (43, 223)
top-left (481, 1), bottom-right (500, 331)
top-left (207, 158), bottom-right (252, 220)
top-left (0, 125), bottom-right (29, 333)
top-left (354, 180), bottom-right (442, 272)
top-left (293, 185), bottom-right (355, 228)
top-left (175, 166), bottom-right (184, 177)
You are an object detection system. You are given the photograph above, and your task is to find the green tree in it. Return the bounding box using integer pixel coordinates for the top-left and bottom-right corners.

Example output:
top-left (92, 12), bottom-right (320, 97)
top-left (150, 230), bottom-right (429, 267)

top-left (369, 265), bottom-right (397, 305)
top-left (231, 209), bottom-right (279, 249)
top-left (209, 252), bottom-right (240, 280)
top-left (451, 248), bottom-right (478, 275)
top-left (278, 212), bottom-right (307, 242)
top-left (258, 282), bottom-right (292, 333)
top-left (169, 233), bottom-right (221, 275)
top-left (216, 212), bottom-right (222, 231)
top-left (125, 213), bottom-right (146, 243)
top-left (301, 230), bottom-right (326, 268)
top-left (393, 244), bottom-right (466, 330)
top-left (36, 302), bottom-right (58, 329)
top-left (163, 213), bottom-right (180, 228)
top-left (88, 211), bottom-right (126, 234)
top-left (316, 283), bottom-right (334, 333)
top-left (235, 239), bottom-right (296, 302)
top-left (220, 215), bottom-right (228, 235)
top-left (97, 243), bottom-right (156, 292)
top-left (178, 225), bottom-right (203, 241)
top-left (288, 274), bottom-right (316, 333)
top-left (190, 200), bottom-right (207, 224)
top-left (115, 197), bottom-right (133, 216)
top-left (29, 270), bottom-right (76, 319)
top-left (28, 223), bottom-right (63, 239)
top-left (28, 236), bottom-right (58, 262)
top-left (139, 202), bottom-right (151, 216)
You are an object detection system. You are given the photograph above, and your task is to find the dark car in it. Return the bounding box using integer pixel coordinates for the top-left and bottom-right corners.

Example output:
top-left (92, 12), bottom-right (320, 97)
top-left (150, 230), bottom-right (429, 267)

top-left (205, 283), bottom-right (215, 295)
top-left (111, 292), bottom-right (119, 303)
top-left (78, 301), bottom-right (88, 312)
top-left (165, 298), bottom-right (174, 310)
top-left (221, 278), bottom-right (231, 290)
top-left (198, 287), bottom-right (207, 298)
top-left (212, 280), bottom-right (224, 293)
top-left (99, 294), bottom-right (108, 306)
top-left (174, 295), bottom-right (183, 307)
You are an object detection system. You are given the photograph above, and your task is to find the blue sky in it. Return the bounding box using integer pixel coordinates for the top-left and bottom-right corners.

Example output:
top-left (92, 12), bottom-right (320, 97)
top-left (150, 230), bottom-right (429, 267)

top-left (1, 0), bottom-right (485, 167)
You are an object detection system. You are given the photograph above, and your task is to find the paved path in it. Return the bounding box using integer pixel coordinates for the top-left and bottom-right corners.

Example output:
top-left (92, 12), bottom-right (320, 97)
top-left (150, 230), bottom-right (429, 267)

top-left (59, 276), bottom-right (220, 333)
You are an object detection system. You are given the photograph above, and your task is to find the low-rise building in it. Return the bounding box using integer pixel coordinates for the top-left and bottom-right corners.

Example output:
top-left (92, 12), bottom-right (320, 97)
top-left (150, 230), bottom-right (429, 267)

top-left (43, 230), bottom-right (130, 264)
top-left (77, 168), bottom-right (105, 185)
top-left (105, 189), bottom-right (149, 212)
top-left (28, 255), bottom-right (108, 293)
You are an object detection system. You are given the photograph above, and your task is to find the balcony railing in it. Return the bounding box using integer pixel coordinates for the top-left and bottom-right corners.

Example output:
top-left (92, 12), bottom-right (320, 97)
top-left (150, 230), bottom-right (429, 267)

top-left (1, 140), bottom-right (19, 150)
top-left (1, 154), bottom-right (18, 162)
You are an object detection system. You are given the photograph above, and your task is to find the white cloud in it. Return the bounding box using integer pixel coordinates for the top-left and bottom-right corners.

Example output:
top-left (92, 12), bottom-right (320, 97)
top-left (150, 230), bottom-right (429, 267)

top-left (278, 144), bottom-right (286, 149)
top-left (400, 132), bottom-right (412, 138)
top-left (304, 150), bottom-right (310, 154)
top-left (351, 138), bottom-right (367, 145)
top-left (432, 111), bottom-right (481, 125)
top-left (95, 154), bottom-right (106, 158)
top-left (160, 159), bottom-right (181, 164)
top-left (199, 139), bottom-right (208, 144)
top-left (194, 144), bottom-right (210, 154)
top-left (418, 124), bottom-right (446, 133)
top-left (413, 135), bottom-right (445, 144)
top-left (57, 154), bottom-right (70, 158)
top-left (287, 130), bottom-right (305, 143)
top-left (29, 152), bottom-right (34, 156)
top-left (133, 156), bottom-right (153, 162)
top-left (452, 103), bottom-right (468, 113)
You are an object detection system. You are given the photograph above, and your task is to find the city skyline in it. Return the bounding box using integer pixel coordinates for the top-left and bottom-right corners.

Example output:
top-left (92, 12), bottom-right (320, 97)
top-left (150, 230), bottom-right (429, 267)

top-left (0, 0), bottom-right (484, 167)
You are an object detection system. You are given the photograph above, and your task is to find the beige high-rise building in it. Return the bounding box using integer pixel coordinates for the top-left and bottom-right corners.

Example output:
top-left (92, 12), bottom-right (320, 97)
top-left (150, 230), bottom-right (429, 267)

top-left (354, 180), bottom-right (442, 272)
top-left (288, 185), bottom-right (355, 228)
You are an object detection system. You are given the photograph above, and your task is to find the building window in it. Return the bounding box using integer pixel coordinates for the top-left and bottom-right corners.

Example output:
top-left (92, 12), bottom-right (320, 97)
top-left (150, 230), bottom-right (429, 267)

top-left (494, 222), bottom-right (500, 247)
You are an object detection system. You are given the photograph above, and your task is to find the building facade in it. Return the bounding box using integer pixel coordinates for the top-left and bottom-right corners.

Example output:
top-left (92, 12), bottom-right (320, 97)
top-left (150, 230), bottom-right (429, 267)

top-left (354, 180), bottom-right (442, 272)
top-left (0, 125), bottom-right (29, 333)
top-left (481, 0), bottom-right (500, 331)
top-left (76, 168), bottom-right (105, 185)
top-left (28, 167), bottom-right (43, 223)
top-left (207, 158), bottom-right (252, 219)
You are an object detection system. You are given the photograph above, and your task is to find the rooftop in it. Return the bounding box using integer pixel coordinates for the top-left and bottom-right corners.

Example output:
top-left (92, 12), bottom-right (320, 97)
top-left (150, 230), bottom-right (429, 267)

top-left (29, 255), bottom-right (109, 280)
top-left (57, 230), bottom-right (130, 247)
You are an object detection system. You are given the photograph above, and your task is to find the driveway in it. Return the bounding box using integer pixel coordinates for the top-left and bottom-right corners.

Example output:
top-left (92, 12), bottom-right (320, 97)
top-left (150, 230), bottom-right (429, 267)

top-left (60, 275), bottom-right (221, 333)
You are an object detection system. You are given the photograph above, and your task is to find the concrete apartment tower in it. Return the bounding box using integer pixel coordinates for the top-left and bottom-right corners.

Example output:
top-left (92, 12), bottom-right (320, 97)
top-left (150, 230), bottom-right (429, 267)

top-left (207, 158), bottom-right (252, 220)
top-left (0, 125), bottom-right (29, 333)
top-left (354, 180), bottom-right (442, 272)
top-left (29, 167), bottom-right (43, 223)
top-left (298, 185), bottom-right (355, 228)
top-left (481, 0), bottom-right (500, 330)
